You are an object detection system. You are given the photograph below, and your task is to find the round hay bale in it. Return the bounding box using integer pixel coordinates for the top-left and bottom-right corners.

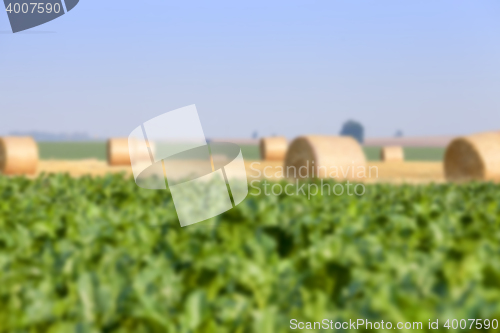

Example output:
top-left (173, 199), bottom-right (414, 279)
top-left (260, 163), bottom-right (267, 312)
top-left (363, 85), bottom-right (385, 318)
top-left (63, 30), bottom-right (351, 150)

top-left (107, 138), bottom-right (131, 166)
top-left (108, 138), bottom-right (154, 166)
top-left (380, 146), bottom-right (404, 162)
top-left (444, 132), bottom-right (500, 181)
top-left (260, 137), bottom-right (288, 161)
top-left (284, 136), bottom-right (367, 180)
top-left (0, 137), bottom-right (38, 175)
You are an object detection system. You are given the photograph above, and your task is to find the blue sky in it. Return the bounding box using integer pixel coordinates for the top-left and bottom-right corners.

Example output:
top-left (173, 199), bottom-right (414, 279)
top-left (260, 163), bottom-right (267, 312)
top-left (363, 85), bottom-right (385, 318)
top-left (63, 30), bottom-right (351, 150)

top-left (1, 0), bottom-right (499, 139)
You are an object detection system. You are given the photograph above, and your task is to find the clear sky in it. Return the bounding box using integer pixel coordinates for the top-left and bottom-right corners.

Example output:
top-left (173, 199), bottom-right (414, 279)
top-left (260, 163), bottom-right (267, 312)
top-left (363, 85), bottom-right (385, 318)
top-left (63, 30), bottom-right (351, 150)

top-left (1, 0), bottom-right (499, 139)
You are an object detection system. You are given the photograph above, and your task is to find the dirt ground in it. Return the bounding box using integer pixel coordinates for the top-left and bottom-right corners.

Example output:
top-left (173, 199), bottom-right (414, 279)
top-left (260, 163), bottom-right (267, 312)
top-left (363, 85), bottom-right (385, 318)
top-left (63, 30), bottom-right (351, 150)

top-left (34, 159), bottom-right (445, 184)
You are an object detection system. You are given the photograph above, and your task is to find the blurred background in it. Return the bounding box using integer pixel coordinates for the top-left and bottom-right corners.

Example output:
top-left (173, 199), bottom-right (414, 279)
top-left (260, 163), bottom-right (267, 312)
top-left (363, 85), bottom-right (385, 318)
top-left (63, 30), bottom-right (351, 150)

top-left (2, 0), bottom-right (500, 140)
top-left (1, 1), bottom-right (500, 332)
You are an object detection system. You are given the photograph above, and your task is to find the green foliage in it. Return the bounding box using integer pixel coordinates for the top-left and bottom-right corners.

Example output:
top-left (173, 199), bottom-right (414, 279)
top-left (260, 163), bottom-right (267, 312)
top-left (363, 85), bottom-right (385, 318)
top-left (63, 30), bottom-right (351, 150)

top-left (364, 147), bottom-right (446, 162)
top-left (38, 142), bottom-right (107, 160)
top-left (38, 143), bottom-right (261, 162)
top-left (0, 175), bottom-right (500, 332)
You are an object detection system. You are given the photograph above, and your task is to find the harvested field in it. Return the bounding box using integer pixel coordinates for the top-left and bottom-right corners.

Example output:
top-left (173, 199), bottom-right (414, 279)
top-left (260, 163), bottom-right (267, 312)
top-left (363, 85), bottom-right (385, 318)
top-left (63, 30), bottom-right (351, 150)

top-left (33, 159), bottom-right (445, 184)
top-left (37, 142), bottom-right (445, 162)
top-left (37, 159), bottom-right (132, 178)
top-left (366, 161), bottom-right (445, 184)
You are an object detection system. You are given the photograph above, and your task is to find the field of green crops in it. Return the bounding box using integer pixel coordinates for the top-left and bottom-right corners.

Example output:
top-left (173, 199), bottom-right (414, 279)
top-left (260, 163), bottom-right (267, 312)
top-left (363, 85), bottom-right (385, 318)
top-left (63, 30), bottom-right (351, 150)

top-left (1, 174), bottom-right (499, 332)
top-left (39, 142), bottom-right (108, 160)
top-left (38, 142), bottom-right (445, 162)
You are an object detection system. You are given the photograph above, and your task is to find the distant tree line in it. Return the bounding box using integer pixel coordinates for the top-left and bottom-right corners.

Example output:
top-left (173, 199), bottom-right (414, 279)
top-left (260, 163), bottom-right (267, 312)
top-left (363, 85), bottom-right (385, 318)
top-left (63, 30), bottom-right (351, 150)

top-left (340, 120), bottom-right (364, 143)
top-left (8, 131), bottom-right (93, 141)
